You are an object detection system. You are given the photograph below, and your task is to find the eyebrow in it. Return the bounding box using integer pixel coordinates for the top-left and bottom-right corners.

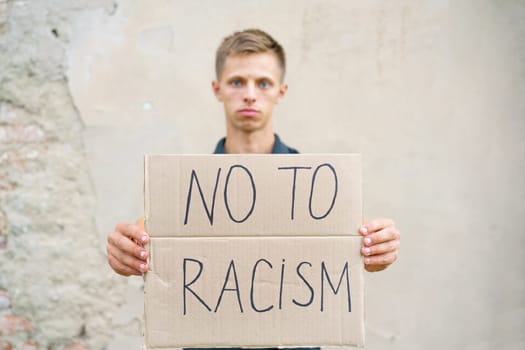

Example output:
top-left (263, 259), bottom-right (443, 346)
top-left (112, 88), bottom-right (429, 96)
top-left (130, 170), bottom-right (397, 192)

top-left (226, 75), bottom-right (246, 82)
top-left (226, 75), bottom-right (276, 83)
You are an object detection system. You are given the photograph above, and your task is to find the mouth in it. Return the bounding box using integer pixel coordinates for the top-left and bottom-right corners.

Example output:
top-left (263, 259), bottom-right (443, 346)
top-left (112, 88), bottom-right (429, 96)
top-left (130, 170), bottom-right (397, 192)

top-left (238, 108), bottom-right (260, 117)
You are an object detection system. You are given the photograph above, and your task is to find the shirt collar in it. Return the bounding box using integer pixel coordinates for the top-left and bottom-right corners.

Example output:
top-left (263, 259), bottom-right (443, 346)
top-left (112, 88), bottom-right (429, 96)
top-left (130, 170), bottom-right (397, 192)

top-left (213, 134), bottom-right (290, 154)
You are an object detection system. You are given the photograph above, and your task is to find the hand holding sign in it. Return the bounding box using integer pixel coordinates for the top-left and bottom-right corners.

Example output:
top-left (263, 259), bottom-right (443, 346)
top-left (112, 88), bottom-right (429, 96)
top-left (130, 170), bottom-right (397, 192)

top-left (106, 217), bottom-right (401, 276)
top-left (360, 218), bottom-right (401, 272)
top-left (107, 221), bottom-right (149, 276)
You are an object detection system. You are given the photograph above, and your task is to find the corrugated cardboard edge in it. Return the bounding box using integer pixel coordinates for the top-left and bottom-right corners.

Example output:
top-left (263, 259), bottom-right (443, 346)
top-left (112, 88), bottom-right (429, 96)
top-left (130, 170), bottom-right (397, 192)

top-left (144, 155), bottom-right (150, 232)
top-left (360, 153), bottom-right (365, 348)
top-left (143, 154), bottom-right (150, 350)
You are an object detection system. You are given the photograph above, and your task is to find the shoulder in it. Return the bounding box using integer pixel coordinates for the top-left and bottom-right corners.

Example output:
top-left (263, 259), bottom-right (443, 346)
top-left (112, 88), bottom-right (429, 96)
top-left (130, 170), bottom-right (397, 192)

top-left (287, 145), bottom-right (299, 154)
top-left (273, 134), bottom-right (300, 154)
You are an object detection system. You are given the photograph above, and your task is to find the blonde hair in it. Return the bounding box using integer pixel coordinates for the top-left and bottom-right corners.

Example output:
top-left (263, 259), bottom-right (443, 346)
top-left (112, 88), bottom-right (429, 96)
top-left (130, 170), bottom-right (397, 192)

top-left (215, 29), bottom-right (286, 81)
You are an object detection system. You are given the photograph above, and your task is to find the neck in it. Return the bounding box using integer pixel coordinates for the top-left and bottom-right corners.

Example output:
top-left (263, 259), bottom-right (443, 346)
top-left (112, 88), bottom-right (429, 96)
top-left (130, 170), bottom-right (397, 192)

top-left (224, 128), bottom-right (275, 154)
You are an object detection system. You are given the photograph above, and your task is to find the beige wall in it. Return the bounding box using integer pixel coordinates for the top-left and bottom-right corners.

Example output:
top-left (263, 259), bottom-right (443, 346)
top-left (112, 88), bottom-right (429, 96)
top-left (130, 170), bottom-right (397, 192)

top-left (0, 0), bottom-right (523, 349)
top-left (68, 1), bottom-right (525, 349)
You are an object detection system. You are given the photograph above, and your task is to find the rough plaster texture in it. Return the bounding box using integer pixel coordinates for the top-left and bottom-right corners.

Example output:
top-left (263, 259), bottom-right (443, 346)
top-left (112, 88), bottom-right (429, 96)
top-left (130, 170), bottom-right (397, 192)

top-left (1, 0), bottom-right (524, 350)
top-left (0, 1), bottom-right (129, 350)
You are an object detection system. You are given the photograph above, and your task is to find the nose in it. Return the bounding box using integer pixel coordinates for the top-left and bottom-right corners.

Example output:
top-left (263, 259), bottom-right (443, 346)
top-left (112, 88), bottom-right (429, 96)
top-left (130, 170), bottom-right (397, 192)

top-left (243, 82), bottom-right (256, 104)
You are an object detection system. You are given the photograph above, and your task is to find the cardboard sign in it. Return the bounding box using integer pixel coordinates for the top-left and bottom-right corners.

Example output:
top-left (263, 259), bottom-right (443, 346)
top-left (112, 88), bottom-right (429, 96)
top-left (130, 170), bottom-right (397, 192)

top-left (144, 154), bottom-right (364, 349)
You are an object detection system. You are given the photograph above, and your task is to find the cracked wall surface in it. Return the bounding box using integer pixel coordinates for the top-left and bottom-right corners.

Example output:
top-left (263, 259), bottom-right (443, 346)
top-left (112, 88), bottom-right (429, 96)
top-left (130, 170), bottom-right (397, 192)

top-left (0, 1), bottom-right (129, 350)
top-left (1, 1), bottom-right (525, 350)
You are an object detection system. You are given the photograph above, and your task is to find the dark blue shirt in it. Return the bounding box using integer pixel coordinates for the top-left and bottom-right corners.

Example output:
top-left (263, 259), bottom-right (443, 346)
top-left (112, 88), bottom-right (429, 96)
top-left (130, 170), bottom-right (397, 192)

top-left (213, 134), bottom-right (299, 154)
top-left (191, 136), bottom-right (318, 350)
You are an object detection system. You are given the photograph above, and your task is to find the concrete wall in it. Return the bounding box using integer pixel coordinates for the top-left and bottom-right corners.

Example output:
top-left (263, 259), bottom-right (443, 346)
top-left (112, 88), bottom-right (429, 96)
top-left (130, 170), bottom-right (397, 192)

top-left (1, 0), bottom-right (524, 349)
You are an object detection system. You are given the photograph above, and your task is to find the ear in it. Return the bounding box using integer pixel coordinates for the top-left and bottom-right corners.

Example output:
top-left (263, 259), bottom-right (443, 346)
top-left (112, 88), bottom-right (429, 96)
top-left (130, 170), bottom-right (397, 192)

top-left (276, 83), bottom-right (288, 104)
top-left (212, 80), bottom-right (222, 101)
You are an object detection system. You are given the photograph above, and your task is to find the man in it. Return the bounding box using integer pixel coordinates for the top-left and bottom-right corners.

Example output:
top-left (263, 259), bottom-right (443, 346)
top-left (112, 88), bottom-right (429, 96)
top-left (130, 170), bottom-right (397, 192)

top-left (107, 29), bottom-right (400, 279)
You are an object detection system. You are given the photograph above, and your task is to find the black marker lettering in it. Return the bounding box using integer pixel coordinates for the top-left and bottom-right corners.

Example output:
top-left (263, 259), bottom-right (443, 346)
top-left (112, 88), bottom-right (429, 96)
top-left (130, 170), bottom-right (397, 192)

top-left (292, 261), bottom-right (314, 308)
top-left (320, 261), bottom-right (351, 312)
top-left (215, 260), bottom-right (244, 313)
top-left (250, 258), bottom-right (274, 313)
top-left (277, 166), bottom-right (311, 220)
top-left (308, 163), bottom-right (338, 220)
top-left (184, 168), bottom-right (221, 225)
top-left (224, 165), bottom-right (256, 223)
top-left (183, 258), bottom-right (211, 315)
top-left (279, 259), bottom-right (286, 309)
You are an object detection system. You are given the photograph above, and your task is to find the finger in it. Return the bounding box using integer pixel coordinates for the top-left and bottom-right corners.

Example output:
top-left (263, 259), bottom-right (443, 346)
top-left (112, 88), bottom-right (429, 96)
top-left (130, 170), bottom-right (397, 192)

top-left (108, 252), bottom-right (142, 276)
top-left (115, 223), bottom-right (149, 245)
top-left (108, 256), bottom-right (140, 276)
top-left (108, 230), bottom-right (148, 260)
top-left (364, 250), bottom-right (398, 266)
top-left (362, 226), bottom-right (400, 247)
top-left (359, 218), bottom-right (395, 235)
top-left (362, 239), bottom-right (400, 257)
top-left (108, 245), bottom-right (148, 275)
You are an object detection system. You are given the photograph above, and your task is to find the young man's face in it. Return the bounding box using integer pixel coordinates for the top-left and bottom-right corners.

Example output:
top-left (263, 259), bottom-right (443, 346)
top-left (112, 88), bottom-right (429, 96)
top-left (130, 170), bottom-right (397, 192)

top-left (212, 52), bottom-right (288, 134)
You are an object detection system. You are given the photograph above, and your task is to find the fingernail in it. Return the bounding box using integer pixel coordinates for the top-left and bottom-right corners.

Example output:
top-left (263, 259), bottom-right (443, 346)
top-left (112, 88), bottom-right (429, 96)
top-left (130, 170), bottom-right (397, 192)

top-left (364, 237), bottom-right (372, 245)
top-left (139, 263), bottom-right (147, 272)
top-left (360, 226), bottom-right (368, 234)
top-left (140, 250), bottom-right (146, 259)
top-left (364, 258), bottom-right (371, 264)
top-left (363, 247), bottom-right (371, 255)
top-left (141, 235), bottom-right (148, 243)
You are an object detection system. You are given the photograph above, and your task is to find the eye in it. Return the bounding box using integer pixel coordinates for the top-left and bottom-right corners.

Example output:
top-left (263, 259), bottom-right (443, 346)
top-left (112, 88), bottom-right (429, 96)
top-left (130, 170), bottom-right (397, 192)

top-left (259, 81), bottom-right (270, 89)
top-left (231, 80), bottom-right (242, 87)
